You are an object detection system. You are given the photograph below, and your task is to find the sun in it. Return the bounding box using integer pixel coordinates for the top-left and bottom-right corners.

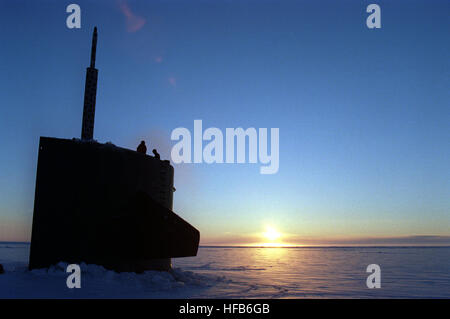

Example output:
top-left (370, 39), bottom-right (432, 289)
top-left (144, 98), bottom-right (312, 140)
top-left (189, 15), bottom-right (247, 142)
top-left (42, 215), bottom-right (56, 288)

top-left (263, 226), bottom-right (281, 242)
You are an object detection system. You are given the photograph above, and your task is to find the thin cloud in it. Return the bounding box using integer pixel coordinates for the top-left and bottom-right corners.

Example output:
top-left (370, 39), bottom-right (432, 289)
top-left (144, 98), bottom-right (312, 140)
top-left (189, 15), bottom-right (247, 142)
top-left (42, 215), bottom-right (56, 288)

top-left (200, 235), bottom-right (450, 247)
top-left (168, 77), bottom-right (177, 87)
top-left (117, 0), bottom-right (146, 33)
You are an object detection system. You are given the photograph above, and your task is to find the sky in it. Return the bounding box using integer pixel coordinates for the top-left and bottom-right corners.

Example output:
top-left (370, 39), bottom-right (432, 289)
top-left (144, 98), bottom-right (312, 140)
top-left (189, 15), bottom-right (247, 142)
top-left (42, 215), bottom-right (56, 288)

top-left (0, 0), bottom-right (449, 245)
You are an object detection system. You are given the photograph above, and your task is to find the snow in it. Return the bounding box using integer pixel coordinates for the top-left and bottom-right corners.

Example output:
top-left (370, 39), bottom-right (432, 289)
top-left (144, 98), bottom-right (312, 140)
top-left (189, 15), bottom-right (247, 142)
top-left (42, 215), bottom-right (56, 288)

top-left (1, 244), bottom-right (449, 298)
top-left (0, 261), bottom-right (228, 299)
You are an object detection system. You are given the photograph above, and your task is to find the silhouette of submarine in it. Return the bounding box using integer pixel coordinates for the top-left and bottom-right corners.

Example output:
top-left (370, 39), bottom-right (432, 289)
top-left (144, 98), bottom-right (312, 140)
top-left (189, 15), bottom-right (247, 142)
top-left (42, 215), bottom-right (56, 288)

top-left (28, 27), bottom-right (200, 272)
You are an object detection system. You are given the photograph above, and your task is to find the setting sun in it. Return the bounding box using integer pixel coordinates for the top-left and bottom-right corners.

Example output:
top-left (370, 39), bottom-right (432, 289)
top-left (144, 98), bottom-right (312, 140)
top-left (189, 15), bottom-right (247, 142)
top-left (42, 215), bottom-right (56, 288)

top-left (263, 226), bottom-right (281, 242)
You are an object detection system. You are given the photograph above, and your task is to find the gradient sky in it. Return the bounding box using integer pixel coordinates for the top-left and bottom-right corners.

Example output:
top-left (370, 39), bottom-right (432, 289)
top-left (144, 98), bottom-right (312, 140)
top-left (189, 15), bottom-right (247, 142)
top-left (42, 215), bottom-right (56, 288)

top-left (0, 0), bottom-right (449, 245)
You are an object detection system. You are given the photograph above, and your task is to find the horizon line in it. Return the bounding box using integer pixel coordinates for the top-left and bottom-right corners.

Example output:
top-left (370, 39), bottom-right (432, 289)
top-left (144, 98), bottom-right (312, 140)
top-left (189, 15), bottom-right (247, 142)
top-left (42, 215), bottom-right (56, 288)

top-left (199, 244), bottom-right (450, 248)
top-left (2, 241), bottom-right (450, 248)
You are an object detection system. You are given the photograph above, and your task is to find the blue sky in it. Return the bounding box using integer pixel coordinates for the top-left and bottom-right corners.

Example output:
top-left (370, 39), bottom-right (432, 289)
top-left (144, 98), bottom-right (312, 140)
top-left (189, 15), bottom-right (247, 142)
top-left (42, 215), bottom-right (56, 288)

top-left (0, 0), bottom-right (449, 244)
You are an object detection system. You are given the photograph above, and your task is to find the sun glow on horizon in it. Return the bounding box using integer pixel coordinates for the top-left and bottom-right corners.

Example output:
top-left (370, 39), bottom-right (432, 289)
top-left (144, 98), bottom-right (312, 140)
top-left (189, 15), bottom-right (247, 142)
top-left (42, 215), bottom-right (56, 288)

top-left (263, 226), bottom-right (281, 241)
top-left (248, 242), bottom-right (297, 247)
top-left (262, 226), bottom-right (283, 245)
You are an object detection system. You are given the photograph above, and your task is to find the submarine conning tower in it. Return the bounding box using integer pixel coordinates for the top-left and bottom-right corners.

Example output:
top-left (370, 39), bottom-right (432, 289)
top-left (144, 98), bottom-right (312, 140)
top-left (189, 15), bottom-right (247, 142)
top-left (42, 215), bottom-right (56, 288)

top-left (28, 27), bottom-right (200, 272)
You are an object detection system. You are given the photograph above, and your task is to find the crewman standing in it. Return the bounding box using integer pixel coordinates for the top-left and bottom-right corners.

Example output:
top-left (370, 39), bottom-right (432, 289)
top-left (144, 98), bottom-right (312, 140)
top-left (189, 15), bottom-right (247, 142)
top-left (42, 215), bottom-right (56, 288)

top-left (137, 141), bottom-right (147, 154)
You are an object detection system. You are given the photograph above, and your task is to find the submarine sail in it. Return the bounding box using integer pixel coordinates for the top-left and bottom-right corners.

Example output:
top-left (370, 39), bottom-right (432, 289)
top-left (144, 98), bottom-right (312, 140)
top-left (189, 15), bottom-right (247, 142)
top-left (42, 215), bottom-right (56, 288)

top-left (28, 27), bottom-right (200, 272)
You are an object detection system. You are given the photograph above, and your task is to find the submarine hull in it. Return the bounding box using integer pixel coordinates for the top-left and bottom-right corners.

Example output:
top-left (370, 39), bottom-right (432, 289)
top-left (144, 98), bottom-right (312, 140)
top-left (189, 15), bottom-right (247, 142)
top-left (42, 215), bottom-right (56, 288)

top-left (29, 137), bottom-right (200, 272)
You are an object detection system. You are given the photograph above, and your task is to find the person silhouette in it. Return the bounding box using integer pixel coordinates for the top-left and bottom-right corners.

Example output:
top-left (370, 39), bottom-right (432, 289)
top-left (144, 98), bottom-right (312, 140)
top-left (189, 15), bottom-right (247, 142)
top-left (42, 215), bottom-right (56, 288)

top-left (137, 141), bottom-right (147, 154)
top-left (152, 149), bottom-right (160, 159)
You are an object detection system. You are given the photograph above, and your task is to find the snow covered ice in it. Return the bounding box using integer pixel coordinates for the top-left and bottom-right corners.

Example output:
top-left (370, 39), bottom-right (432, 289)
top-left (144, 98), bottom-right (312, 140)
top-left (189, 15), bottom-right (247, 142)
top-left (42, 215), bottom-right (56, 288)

top-left (1, 243), bottom-right (449, 298)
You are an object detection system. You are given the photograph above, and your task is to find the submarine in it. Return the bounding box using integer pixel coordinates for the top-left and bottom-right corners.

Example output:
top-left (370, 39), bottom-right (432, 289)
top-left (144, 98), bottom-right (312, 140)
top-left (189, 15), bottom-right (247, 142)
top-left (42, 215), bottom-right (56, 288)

top-left (28, 27), bottom-right (200, 272)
